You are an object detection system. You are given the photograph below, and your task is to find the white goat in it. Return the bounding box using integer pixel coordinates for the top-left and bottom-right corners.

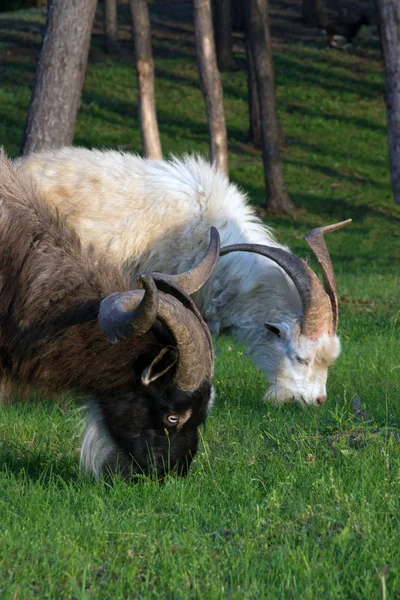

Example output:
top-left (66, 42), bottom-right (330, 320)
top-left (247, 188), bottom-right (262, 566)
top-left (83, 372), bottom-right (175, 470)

top-left (17, 148), bottom-right (350, 407)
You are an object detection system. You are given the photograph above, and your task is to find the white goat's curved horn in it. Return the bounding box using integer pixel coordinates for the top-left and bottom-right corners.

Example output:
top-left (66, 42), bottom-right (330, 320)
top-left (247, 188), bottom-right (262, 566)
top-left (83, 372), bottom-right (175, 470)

top-left (219, 244), bottom-right (333, 337)
top-left (303, 219), bottom-right (351, 332)
top-left (150, 227), bottom-right (220, 295)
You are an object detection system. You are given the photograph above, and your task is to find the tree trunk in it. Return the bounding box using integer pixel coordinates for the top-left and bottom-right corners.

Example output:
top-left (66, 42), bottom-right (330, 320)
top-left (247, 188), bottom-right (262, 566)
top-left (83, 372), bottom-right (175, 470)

top-left (104, 0), bottom-right (120, 54)
top-left (129, 0), bottom-right (162, 160)
top-left (245, 0), bottom-right (293, 214)
top-left (301, 0), bottom-right (324, 27)
top-left (214, 0), bottom-right (234, 71)
top-left (376, 0), bottom-right (400, 204)
top-left (245, 31), bottom-right (262, 148)
top-left (231, 0), bottom-right (244, 32)
top-left (194, 0), bottom-right (229, 175)
top-left (22, 0), bottom-right (98, 155)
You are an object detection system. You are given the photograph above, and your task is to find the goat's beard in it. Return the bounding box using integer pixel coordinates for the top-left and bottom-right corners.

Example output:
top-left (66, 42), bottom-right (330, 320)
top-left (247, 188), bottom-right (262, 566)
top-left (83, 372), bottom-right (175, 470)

top-left (263, 379), bottom-right (304, 406)
top-left (79, 402), bottom-right (197, 480)
top-left (80, 403), bottom-right (127, 479)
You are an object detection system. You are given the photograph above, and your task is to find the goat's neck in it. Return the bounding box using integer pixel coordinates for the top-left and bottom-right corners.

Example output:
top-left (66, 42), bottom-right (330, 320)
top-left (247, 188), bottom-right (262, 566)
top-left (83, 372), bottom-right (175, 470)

top-left (194, 252), bottom-right (302, 339)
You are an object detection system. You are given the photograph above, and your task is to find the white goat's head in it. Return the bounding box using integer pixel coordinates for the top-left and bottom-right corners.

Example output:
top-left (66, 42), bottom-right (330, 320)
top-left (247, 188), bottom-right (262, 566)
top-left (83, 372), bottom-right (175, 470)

top-left (261, 323), bottom-right (341, 407)
top-left (220, 220), bottom-right (351, 407)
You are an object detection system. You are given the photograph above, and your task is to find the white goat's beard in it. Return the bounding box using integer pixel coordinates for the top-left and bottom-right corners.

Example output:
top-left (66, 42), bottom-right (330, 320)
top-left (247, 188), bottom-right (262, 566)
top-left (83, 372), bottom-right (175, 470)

top-left (80, 405), bottom-right (118, 479)
top-left (264, 385), bottom-right (297, 406)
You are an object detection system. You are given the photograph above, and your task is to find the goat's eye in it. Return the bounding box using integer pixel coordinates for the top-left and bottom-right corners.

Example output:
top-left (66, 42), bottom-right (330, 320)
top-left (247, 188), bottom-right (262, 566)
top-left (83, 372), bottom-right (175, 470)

top-left (297, 356), bottom-right (308, 365)
top-left (166, 415), bottom-right (179, 426)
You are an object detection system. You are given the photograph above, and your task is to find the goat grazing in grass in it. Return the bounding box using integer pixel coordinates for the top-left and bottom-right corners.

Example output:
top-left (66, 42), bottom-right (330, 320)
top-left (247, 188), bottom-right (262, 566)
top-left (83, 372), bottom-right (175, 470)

top-left (18, 149), bottom-right (351, 407)
top-left (326, 14), bottom-right (370, 49)
top-left (0, 151), bottom-right (219, 479)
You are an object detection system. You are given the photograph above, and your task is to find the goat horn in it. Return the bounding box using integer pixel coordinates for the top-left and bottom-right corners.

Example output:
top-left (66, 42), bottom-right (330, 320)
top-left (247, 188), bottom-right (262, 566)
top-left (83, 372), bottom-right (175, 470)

top-left (110, 278), bottom-right (214, 391)
top-left (98, 275), bottom-right (159, 343)
top-left (303, 219), bottom-right (351, 332)
top-left (99, 278), bottom-right (213, 392)
top-left (152, 277), bottom-right (214, 386)
top-left (219, 244), bottom-right (333, 338)
top-left (150, 247), bottom-right (216, 391)
top-left (151, 227), bottom-right (220, 296)
top-left (156, 292), bottom-right (214, 391)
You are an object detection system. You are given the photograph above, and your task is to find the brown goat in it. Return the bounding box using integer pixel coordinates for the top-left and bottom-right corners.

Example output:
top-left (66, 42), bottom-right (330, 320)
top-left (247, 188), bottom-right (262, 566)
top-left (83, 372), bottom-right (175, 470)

top-left (0, 151), bottom-right (219, 479)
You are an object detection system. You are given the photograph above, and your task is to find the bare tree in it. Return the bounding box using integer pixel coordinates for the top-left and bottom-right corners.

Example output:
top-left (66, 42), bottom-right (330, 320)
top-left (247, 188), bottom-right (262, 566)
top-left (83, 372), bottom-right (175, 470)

top-left (376, 0), bottom-right (400, 204)
top-left (231, 0), bottom-right (244, 31)
top-left (245, 0), bottom-right (293, 214)
top-left (245, 32), bottom-right (262, 148)
top-left (301, 0), bottom-right (324, 27)
top-left (194, 0), bottom-right (228, 175)
top-left (214, 0), bottom-right (233, 71)
top-left (104, 0), bottom-right (120, 54)
top-left (129, 0), bottom-right (162, 159)
top-left (22, 0), bottom-right (98, 155)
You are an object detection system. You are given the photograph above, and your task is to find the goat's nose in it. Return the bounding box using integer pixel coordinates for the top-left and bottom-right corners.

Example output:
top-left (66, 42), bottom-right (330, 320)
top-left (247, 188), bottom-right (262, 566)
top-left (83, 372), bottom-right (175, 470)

top-left (316, 395), bottom-right (326, 406)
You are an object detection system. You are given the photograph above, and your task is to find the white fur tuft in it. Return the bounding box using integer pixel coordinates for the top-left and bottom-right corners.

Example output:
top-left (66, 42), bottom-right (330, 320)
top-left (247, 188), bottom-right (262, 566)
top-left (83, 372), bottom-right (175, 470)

top-left (80, 404), bottom-right (117, 479)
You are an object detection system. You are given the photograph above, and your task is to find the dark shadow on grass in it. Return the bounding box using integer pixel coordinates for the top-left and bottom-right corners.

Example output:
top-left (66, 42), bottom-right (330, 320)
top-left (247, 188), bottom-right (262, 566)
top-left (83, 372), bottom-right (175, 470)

top-left (238, 172), bottom-right (400, 225)
top-left (0, 59), bottom-right (36, 88)
top-left (78, 87), bottom-right (250, 149)
top-left (0, 110), bottom-right (26, 131)
top-left (293, 192), bottom-right (400, 225)
top-left (0, 32), bottom-right (41, 53)
top-left (0, 16), bottom-right (44, 35)
top-left (286, 105), bottom-right (386, 135)
top-left (79, 90), bottom-right (138, 124)
top-left (285, 158), bottom-right (390, 189)
top-left (149, 47), bottom-right (384, 110)
top-left (0, 446), bottom-right (81, 484)
top-left (274, 53), bottom-right (383, 101)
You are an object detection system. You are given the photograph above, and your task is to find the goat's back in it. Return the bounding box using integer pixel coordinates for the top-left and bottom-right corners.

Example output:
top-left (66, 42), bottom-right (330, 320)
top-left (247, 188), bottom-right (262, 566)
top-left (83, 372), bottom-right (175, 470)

top-left (17, 148), bottom-right (278, 275)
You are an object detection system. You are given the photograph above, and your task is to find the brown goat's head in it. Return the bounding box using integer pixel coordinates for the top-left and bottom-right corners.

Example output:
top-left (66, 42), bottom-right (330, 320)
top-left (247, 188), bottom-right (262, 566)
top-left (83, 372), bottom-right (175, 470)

top-left (81, 228), bottom-right (220, 480)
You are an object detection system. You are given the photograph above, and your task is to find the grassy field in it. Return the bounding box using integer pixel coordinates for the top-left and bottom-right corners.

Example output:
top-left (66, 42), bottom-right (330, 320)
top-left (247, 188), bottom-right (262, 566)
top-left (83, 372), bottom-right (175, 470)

top-left (1, 2), bottom-right (400, 598)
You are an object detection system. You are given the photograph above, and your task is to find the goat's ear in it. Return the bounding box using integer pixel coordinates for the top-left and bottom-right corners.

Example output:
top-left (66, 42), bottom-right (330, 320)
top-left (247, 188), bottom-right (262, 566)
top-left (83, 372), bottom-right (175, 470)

top-left (264, 322), bottom-right (290, 340)
top-left (141, 346), bottom-right (178, 386)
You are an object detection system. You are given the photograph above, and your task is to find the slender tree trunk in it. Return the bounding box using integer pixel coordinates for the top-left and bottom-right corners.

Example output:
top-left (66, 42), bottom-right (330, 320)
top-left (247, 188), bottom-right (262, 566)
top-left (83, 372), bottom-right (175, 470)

top-left (376, 0), bottom-right (400, 204)
top-left (245, 31), bottom-right (262, 148)
top-left (246, 36), bottom-right (286, 150)
top-left (231, 0), bottom-right (244, 31)
top-left (301, 0), bottom-right (324, 27)
top-left (194, 0), bottom-right (229, 175)
top-left (245, 0), bottom-right (293, 213)
top-left (214, 0), bottom-right (234, 71)
top-left (129, 0), bottom-right (162, 159)
top-left (22, 0), bottom-right (98, 155)
top-left (104, 0), bottom-right (120, 54)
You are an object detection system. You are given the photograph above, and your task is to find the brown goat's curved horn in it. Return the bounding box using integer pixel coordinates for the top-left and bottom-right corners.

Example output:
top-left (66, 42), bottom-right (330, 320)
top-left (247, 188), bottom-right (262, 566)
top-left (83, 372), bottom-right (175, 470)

top-left (99, 277), bottom-right (213, 391)
top-left (151, 227), bottom-right (220, 295)
top-left (98, 275), bottom-right (159, 343)
top-left (154, 278), bottom-right (214, 377)
top-left (219, 244), bottom-right (332, 338)
top-left (156, 293), bottom-right (214, 392)
top-left (304, 219), bottom-right (351, 332)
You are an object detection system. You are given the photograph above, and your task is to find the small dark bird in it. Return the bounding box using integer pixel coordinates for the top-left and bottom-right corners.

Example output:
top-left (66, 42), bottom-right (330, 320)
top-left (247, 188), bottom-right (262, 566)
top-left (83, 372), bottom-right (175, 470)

top-left (326, 14), bottom-right (370, 48)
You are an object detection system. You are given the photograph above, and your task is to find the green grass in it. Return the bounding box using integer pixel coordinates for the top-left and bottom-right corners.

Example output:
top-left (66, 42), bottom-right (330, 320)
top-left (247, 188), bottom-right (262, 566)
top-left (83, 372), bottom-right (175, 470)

top-left (1, 3), bottom-right (400, 598)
